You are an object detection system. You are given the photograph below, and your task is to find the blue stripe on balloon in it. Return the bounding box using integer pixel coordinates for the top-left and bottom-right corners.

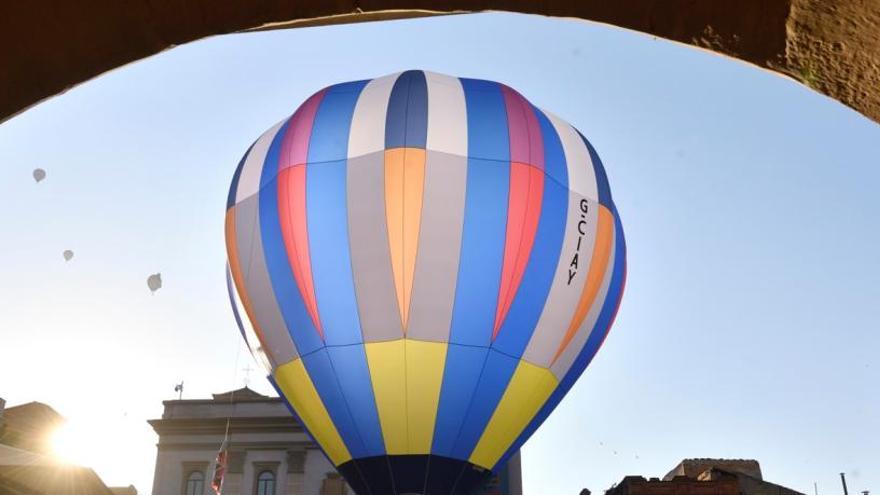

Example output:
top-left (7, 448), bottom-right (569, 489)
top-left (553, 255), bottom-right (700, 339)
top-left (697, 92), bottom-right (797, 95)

top-left (326, 345), bottom-right (386, 457)
top-left (306, 159), bottom-right (363, 347)
top-left (258, 109), bottom-right (384, 460)
top-left (430, 344), bottom-right (488, 457)
top-left (458, 78), bottom-right (510, 161)
top-left (447, 158), bottom-right (509, 348)
top-left (434, 78), bottom-right (510, 461)
top-left (448, 79), bottom-right (510, 347)
top-left (226, 141), bottom-right (254, 209)
top-left (445, 107), bottom-right (571, 461)
top-left (492, 107), bottom-right (569, 358)
top-left (438, 106), bottom-right (568, 459)
top-left (448, 348), bottom-right (519, 460)
top-left (493, 211), bottom-right (626, 470)
top-left (258, 119), bottom-right (324, 356)
top-left (301, 349), bottom-right (369, 458)
top-left (308, 80), bottom-right (369, 163)
top-left (577, 130), bottom-right (612, 207)
top-left (307, 82), bottom-right (367, 346)
top-left (304, 80), bottom-right (387, 459)
top-left (385, 70), bottom-right (428, 149)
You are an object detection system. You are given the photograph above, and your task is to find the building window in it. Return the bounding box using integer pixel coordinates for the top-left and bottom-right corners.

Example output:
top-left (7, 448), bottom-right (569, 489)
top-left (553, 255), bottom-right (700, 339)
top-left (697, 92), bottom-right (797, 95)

top-left (184, 471), bottom-right (204, 495)
top-left (256, 470), bottom-right (276, 495)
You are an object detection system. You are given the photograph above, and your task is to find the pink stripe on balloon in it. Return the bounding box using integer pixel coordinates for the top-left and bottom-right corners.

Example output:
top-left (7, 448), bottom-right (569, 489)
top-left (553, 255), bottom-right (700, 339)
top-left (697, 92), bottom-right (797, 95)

top-left (501, 86), bottom-right (544, 170)
top-left (280, 88), bottom-right (328, 170)
top-left (492, 163), bottom-right (544, 338)
top-left (278, 165), bottom-right (323, 337)
top-left (275, 88), bottom-right (328, 338)
top-left (492, 86), bottom-right (547, 339)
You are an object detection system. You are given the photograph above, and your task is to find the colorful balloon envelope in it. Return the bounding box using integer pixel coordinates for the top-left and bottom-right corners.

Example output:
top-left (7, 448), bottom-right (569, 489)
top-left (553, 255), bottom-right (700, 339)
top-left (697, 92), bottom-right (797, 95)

top-left (225, 70), bottom-right (626, 495)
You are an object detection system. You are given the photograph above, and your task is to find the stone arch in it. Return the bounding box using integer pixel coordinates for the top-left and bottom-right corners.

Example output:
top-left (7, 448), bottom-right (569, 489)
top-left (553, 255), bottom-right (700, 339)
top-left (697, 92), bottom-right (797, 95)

top-left (1, 1), bottom-right (877, 124)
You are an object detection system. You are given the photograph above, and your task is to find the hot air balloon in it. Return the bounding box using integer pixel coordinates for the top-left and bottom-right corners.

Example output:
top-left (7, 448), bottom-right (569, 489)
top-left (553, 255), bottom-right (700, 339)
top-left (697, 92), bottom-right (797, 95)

top-left (147, 273), bottom-right (162, 294)
top-left (225, 70), bottom-right (626, 495)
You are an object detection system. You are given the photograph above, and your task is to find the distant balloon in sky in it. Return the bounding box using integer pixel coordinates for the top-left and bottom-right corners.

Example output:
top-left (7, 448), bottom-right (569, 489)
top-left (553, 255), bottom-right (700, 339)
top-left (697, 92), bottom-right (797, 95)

top-left (225, 70), bottom-right (626, 495)
top-left (62, 250), bottom-right (73, 262)
top-left (147, 273), bottom-right (162, 293)
top-left (33, 168), bottom-right (46, 183)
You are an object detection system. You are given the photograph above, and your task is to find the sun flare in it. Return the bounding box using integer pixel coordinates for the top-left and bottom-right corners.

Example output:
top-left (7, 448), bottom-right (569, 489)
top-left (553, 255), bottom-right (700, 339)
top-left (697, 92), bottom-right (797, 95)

top-left (51, 421), bottom-right (94, 466)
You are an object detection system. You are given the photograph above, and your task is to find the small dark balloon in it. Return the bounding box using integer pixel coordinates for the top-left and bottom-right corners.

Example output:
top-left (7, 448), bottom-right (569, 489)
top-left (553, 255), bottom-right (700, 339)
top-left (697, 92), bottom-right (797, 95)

top-left (63, 250), bottom-right (74, 261)
top-left (33, 168), bottom-right (46, 183)
top-left (147, 273), bottom-right (162, 293)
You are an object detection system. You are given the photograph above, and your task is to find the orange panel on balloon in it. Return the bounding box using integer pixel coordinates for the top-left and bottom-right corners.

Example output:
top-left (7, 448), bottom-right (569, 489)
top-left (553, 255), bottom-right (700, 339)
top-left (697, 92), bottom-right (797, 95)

top-left (384, 147), bottom-right (426, 330)
top-left (551, 205), bottom-right (615, 365)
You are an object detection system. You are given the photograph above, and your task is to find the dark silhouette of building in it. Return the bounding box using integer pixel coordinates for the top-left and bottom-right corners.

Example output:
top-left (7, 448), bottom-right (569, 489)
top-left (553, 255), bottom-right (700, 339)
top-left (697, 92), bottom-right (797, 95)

top-left (664, 459), bottom-right (762, 481)
top-left (0, 401), bottom-right (65, 455)
top-left (603, 459), bottom-right (803, 495)
top-left (0, 397), bottom-right (129, 494)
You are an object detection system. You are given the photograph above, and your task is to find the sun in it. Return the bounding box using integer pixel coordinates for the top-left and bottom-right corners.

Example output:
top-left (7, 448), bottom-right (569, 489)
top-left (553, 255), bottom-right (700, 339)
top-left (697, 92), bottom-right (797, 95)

top-left (49, 415), bottom-right (138, 487)
top-left (51, 421), bottom-right (94, 466)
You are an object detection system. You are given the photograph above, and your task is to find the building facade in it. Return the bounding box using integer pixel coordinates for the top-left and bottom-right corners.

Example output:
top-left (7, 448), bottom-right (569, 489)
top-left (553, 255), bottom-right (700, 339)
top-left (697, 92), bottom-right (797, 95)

top-left (603, 459), bottom-right (804, 495)
top-left (0, 396), bottom-right (128, 495)
top-left (150, 388), bottom-right (344, 495)
top-left (149, 388), bottom-right (522, 495)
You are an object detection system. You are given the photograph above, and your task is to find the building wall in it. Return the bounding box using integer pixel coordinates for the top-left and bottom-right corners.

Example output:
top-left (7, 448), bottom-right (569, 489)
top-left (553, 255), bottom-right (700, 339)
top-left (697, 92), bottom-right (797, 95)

top-left (609, 475), bottom-right (741, 495)
top-left (0, 402), bottom-right (65, 454)
top-left (664, 459), bottom-right (763, 481)
top-left (150, 394), bottom-right (353, 495)
top-left (737, 474), bottom-right (803, 495)
top-left (701, 470), bottom-right (803, 495)
top-left (608, 466), bottom-right (804, 495)
top-left (241, 448), bottom-right (288, 494)
top-left (152, 440), bottom-right (349, 494)
top-left (151, 447), bottom-right (209, 495)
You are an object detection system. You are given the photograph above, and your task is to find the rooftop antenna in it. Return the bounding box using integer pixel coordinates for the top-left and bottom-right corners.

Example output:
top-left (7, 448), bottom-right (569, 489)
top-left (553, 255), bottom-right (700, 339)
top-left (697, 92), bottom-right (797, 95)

top-left (840, 473), bottom-right (849, 495)
top-left (174, 381), bottom-right (184, 400)
top-left (242, 365), bottom-right (254, 387)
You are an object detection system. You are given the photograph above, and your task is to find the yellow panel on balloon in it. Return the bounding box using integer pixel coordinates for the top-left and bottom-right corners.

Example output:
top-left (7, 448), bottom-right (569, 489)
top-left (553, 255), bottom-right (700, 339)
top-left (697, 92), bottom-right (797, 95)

top-left (366, 340), bottom-right (407, 454)
top-left (274, 359), bottom-right (351, 465)
top-left (366, 339), bottom-right (447, 455)
top-left (469, 360), bottom-right (558, 469)
top-left (405, 339), bottom-right (447, 453)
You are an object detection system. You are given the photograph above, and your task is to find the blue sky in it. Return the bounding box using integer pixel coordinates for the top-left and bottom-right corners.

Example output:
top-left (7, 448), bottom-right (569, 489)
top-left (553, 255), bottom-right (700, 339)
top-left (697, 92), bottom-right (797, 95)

top-left (1, 12), bottom-right (877, 494)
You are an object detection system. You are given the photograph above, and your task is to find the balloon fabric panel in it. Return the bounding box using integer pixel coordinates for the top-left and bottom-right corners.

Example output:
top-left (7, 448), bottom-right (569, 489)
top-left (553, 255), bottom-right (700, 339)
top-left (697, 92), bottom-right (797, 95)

top-left (490, 106), bottom-right (569, 359)
top-left (348, 151), bottom-right (405, 342)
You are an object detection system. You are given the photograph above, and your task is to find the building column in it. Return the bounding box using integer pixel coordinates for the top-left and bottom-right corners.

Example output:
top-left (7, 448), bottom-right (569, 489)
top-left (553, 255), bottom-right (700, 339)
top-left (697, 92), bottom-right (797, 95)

top-left (222, 450), bottom-right (247, 495)
top-left (286, 450), bottom-right (306, 495)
